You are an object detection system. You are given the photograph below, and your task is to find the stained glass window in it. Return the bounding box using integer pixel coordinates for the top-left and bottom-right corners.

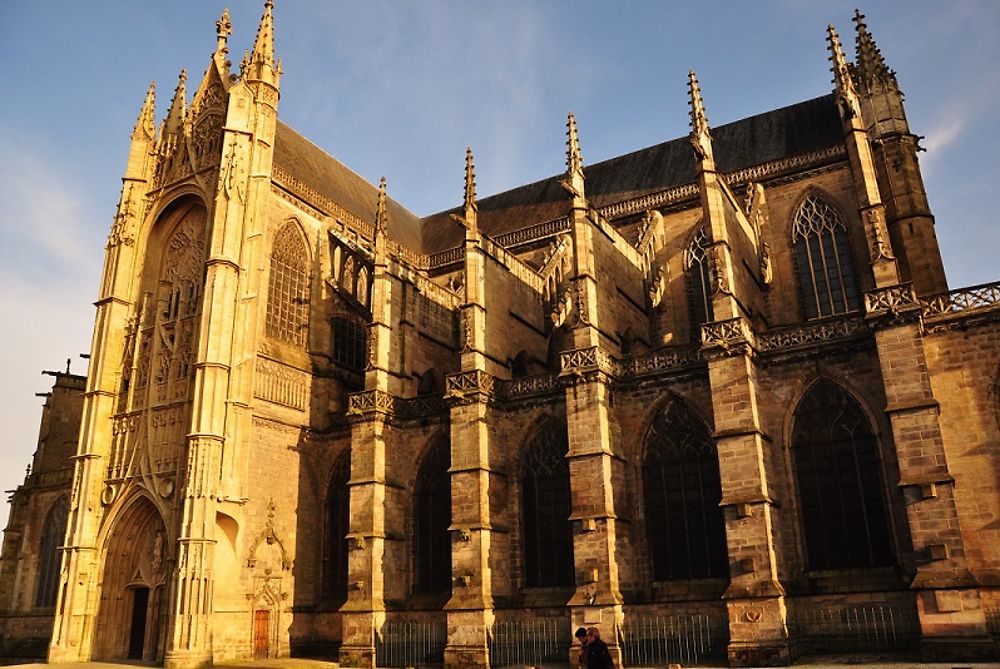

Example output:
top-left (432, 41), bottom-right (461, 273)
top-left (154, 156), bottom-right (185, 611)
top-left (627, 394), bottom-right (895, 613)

top-left (522, 420), bottom-right (574, 587)
top-left (266, 223), bottom-right (310, 346)
top-left (415, 436), bottom-right (451, 593)
top-left (792, 196), bottom-right (860, 319)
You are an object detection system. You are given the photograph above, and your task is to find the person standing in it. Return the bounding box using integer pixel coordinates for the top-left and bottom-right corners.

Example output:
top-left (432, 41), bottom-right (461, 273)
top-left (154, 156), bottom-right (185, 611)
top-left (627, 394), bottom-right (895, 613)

top-left (575, 626), bottom-right (590, 668)
top-left (585, 626), bottom-right (614, 669)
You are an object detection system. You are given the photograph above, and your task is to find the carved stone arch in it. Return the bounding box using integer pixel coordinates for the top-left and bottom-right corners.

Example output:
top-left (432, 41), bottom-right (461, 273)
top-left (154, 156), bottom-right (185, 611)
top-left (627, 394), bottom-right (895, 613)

top-left (633, 390), bottom-right (713, 463)
top-left (247, 499), bottom-right (292, 572)
top-left (271, 218), bottom-right (311, 266)
top-left (787, 185), bottom-right (854, 236)
top-left (92, 492), bottom-right (169, 662)
top-left (135, 189), bottom-right (209, 261)
top-left (788, 376), bottom-right (896, 571)
top-left (356, 265), bottom-right (370, 307)
top-left (781, 372), bottom-right (888, 451)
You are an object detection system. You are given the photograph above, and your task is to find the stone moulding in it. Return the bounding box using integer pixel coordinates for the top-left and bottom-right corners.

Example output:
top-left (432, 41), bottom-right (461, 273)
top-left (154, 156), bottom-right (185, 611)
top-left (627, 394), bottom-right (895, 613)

top-left (560, 346), bottom-right (625, 378)
top-left (864, 282), bottom-right (920, 316)
top-left (757, 316), bottom-right (868, 352)
top-left (700, 317), bottom-right (756, 353)
top-left (922, 280), bottom-right (1000, 318)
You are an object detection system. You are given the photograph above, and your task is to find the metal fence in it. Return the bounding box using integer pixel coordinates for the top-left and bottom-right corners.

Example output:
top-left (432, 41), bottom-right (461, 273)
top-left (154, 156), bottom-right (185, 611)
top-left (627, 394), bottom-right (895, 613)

top-left (375, 619), bottom-right (446, 667)
top-left (488, 617), bottom-right (567, 667)
top-left (791, 604), bottom-right (920, 654)
top-left (986, 607), bottom-right (1000, 654)
top-left (618, 614), bottom-right (722, 667)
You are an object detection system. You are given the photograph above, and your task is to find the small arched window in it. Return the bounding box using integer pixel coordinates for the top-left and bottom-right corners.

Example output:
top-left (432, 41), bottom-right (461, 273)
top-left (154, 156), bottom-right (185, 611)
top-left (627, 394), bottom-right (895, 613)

top-left (414, 436), bottom-right (451, 593)
top-left (322, 453), bottom-right (351, 598)
top-left (792, 195), bottom-right (860, 319)
top-left (356, 266), bottom-right (370, 307)
top-left (331, 315), bottom-right (367, 373)
top-left (686, 224), bottom-right (714, 329)
top-left (35, 496), bottom-right (69, 608)
top-left (266, 222), bottom-right (310, 346)
top-left (643, 399), bottom-right (727, 581)
top-left (792, 379), bottom-right (893, 570)
top-left (521, 420), bottom-right (574, 587)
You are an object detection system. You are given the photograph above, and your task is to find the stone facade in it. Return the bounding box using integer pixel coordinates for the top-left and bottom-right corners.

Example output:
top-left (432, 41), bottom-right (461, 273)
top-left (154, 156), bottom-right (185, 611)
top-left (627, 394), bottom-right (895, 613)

top-left (2, 4), bottom-right (999, 667)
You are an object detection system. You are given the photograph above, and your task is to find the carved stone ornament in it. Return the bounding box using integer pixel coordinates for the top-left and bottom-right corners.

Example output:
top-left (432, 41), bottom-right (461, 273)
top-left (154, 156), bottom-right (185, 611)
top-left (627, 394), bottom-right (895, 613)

top-left (864, 283), bottom-right (919, 317)
top-left (560, 346), bottom-right (624, 379)
top-left (700, 317), bottom-right (756, 357)
top-left (445, 370), bottom-right (496, 400)
top-left (550, 287), bottom-right (574, 328)
top-left (347, 389), bottom-right (396, 417)
top-left (865, 207), bottom-right (895, 262)
top-left (648, 264), bottom-right (665, 308)
top-left (247, 498), bottom-right (293, 571)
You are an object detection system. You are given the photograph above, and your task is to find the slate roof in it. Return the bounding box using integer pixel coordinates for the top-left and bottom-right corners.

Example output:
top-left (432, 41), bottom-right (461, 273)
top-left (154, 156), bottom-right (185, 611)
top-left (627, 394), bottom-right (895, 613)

top-left (423, 94), bottom-right (843, 253)
top-left (273, 95), bottom-right (842, 256)
top-left (273, 121), bottom-right (424, 251)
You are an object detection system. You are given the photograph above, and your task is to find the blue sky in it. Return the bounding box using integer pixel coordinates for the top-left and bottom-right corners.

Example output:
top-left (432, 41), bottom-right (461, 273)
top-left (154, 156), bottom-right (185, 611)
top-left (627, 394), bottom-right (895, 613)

top-left (1, 1), bottom-right (998, 530)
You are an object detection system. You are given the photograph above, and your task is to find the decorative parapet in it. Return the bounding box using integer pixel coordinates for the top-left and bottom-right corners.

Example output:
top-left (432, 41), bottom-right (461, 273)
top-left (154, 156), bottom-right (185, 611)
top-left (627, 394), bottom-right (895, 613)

top-left (347, 389), bottom-right (396, 417)
top-left (700, 317), bottom-right (757, 356)
top-left (560, 346), bottom-right (625, 378)
top-left (626, 346), bottom-right (703, 376)
top-left (498, 373), bottom-right (561, 399)
top-left (445, 370), bottom-right (496, 400)
top-left (427, 247), bottom-right (464, 269)
top-left (493, 217), bottom-right (571, 248)
top-left (254, 357), bottom-right (310, 411)
top-left (864, 283), bottom-right (920, 320)
top-left (757, 317), bottom-right (868, 352)
top-left (922, 281), bottom-right (1000, 319)
top-left (395, 395), bottom-right (448, 419)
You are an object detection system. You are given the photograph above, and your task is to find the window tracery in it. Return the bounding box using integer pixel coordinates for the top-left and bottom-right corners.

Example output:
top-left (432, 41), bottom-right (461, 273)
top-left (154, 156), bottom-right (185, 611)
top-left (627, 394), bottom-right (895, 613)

top-left (521, 420), bottom-right (574, 588)
top-left (642, 399), bottom-right (727, 581)
top-left (266, 222), bottom-right (310, 346)
top-left (792, 195), bottom-right (860, 319)
top-left (791, 379), bottom-right (893, 570)
top-left (331, 315), bottom-right (367, 373)
top-left (686, 224), bottom-right (714, 328)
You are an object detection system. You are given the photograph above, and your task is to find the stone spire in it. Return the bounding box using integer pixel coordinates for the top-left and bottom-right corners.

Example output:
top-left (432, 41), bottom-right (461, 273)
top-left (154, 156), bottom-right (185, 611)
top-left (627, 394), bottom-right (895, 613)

top-left (162, 69), bottom-right (187, 137)
top-left (827, 24), bottom-right (861, 121)
top-left (852, 9), bottom-right (896, 91)
top-left (132, 82), bottom-right (156, 142)
top-left (374, 176), bottom-right (388, 235)
top-left (215, 8), bottom-right (232, 60)
top-left (247, 0), bottom-right (280, 86)
top-left (688, 69), bottom-right (714, 165)
top-left (564, 112), bottom-right (585, 199)
top-left (464, 146), bottom-right (477, 212)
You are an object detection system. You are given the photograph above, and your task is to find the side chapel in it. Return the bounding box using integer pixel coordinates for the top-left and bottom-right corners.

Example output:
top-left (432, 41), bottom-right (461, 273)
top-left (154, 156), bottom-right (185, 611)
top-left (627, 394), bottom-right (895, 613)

top-left (2, 2), bottom-right (1000, 666)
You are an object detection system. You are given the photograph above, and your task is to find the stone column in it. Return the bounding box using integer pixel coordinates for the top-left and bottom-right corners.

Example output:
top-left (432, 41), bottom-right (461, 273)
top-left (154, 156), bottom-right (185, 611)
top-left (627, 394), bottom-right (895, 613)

top-left (702, 318), bottom-right (790, 667)
top-left (865, 284), bottom-right (991, 659)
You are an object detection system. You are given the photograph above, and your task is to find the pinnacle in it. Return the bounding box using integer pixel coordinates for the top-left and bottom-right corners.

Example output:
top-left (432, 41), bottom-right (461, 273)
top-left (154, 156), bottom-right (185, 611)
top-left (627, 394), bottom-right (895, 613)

top-left (852, 9), bottom-right (892, 87)
top-left (464, 146), bottom-right (477, 210)
top-left (375, 176), bottom-right (388, 233)
top-left (132, 81), bottom-right (156, 141)
top-left (688, 69), bottom-right (710, 133)
top-left (566, 112), bottom-right (583, 175)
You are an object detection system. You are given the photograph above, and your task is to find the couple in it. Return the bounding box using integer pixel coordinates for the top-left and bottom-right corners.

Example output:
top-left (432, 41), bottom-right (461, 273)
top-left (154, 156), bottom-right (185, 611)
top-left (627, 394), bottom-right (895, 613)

top-left (574, 625), bottom-right (614, 669)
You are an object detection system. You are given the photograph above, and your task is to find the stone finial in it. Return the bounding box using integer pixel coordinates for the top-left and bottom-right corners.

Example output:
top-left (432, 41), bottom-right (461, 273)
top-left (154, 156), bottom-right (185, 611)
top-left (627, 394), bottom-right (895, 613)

top-left (464, 146), bottom-right (477, 213)
top-left (163, 69), bottom-right (187, 136)
top-left (374, 176), bottom-right (388, 234)
top-left (215, 8), bottom-right (232, 56)
top-left (248, 0), bottom-right (279, 84)
top-left (132, 81), bottom-right (156, 141)
top-left (852, 9), bottom-right (896, 91)
top-left (827, 24), bottom-right (861, 120)
top-left (566, 112), bottom-right (583, 177)
top-left (688, 70), bottom-right (714, 163)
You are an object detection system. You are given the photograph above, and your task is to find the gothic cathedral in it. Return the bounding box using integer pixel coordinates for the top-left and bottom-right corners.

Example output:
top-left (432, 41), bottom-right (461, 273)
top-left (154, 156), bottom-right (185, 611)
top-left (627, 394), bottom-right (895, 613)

top-left (2, 3), bottom-right (1000, 667)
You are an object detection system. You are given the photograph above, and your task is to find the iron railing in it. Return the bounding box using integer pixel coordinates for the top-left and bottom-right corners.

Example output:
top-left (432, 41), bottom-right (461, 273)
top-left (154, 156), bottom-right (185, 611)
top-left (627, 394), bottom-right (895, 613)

top-left (488, 617), bottom-right (566, 667)
top-left (791, 604), bottom-right (920, 654)
top-left (618, 614), bottom-right (722, 667)
top-left (375, 620), bottom-right (446, 667)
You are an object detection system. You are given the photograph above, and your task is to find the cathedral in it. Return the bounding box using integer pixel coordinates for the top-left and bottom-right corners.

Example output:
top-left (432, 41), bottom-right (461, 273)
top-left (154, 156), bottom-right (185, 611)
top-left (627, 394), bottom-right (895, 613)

top-left (2, 3), bottom-right (1000, 667)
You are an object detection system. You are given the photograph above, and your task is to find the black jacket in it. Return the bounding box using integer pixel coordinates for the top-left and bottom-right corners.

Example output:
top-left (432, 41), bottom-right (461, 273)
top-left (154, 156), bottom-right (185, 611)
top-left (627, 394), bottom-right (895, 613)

top-left (585, 637), bottom-right (614, 669)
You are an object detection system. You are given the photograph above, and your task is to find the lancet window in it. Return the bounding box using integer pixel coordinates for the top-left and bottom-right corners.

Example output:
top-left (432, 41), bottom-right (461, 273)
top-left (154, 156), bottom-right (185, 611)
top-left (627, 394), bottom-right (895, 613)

top-left (642, 399), bottom-right (727, 581)
top-left (686, 224), bottom-right (714, 329)
top-left (331, 314), bottom-right (367, 373)
top-left (322, 453), bottom-right (350, 598)
top-left (521, 419), bottom-right (574, 588)
top-left (266, 222), bottom-right (310, 346)
top-left (35, 496), bottom-right (68, 608)
top-left (792, 195), bottom-right (860, 319)
top-left (791, 379), bottom-right (893, 570)
top-left (414, 436), bottom-right (451, 593)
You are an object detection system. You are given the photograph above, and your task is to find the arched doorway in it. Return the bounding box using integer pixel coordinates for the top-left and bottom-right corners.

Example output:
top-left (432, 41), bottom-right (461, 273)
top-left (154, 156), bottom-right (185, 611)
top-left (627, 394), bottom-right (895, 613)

top-left (92, 495), bottom-right (169, 662)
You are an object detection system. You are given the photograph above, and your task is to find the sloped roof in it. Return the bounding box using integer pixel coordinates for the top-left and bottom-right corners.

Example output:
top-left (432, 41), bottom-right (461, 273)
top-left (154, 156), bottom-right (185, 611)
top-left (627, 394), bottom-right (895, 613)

top-left (273, 121), bottom-right (424, 251)
top-left (422, 94), bottom-right (843, 253)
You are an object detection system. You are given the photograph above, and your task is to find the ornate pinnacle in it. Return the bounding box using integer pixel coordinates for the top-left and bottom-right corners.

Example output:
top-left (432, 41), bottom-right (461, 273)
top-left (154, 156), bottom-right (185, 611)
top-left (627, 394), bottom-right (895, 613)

top-left (688, 70), bottom-right (714, 163)
top-left (164, 69), bottom-right (187, 135)
top-left (374, 176), bottom-right (388, 234)
top-left (216, 8), bottom-right (232, 56)
top-left (250, 0), bottom-right (276, 73)
top-left (464, 146), bottom-right (477, 212)
top-left (827, 24), bottom-right (861, 118)
top-left (566, 112), bottom-right (583, 176)
top-left (132, 81), bottom-right (156, 141)
top-left (852, 9), bottom-right (895, 90)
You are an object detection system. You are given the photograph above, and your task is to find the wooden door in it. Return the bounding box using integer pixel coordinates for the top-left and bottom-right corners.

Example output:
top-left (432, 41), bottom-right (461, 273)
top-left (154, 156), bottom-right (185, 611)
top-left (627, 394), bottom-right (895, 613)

top-left (253, 609), bottom-right (270, 659)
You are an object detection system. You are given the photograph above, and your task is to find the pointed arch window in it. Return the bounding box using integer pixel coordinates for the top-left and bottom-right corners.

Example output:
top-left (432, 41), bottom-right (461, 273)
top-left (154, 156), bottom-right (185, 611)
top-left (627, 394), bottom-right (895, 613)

top-left (686, 224), bottom-right (714, 328)
top-left (792, 196), bottom-right (860, 319)
top-left (266, 222), bottom-right (310, 346)
top-left (35, 496), bottom-right (68, 608)
top-left (792, 379), bottom-right (893, 570)
top-left (415, 436), bottom-right (451, 593)
top-left (521, 420), bottom-right (574, 588)
top-left (643, 399), bottom-right (727, 581)
top-left (322, 453), bottom-right (351, 598)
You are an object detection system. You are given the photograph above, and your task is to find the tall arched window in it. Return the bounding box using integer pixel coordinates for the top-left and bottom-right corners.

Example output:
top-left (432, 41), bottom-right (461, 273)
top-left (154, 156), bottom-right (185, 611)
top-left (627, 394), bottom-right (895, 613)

top-left (414, 436), bottom-right (451, 593)
top-left (266, 222), bottom-right (310, 346)
top-left (792, 379), bottom-right (893, 570)
top-left (792, 195), bottom-right (860, 319)
top-left (643, 399), bottom-right (727, 581)
top-left (686, 224), bottom-right (714, 329)
top-left (521, 420), bottom-right (574, 587)
top-left (322, 453), bottom-right (350, 598)
top-left (35, 496), bottom-right (68, 608)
